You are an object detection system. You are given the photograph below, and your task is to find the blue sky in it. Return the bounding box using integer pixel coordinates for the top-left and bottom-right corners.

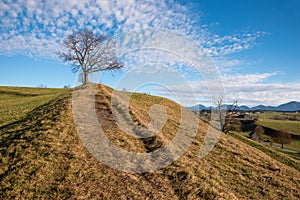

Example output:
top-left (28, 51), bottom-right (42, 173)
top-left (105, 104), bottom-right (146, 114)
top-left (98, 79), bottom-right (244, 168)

top-left (0, 0), bottom-right (299, 106)
top-left (197, 0), bottom-right (300, 81)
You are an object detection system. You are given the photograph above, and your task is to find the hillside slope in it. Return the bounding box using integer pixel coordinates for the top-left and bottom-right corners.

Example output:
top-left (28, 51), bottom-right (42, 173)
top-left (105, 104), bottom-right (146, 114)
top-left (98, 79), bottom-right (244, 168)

top-left (0, 84), bottom-right (299, 199)
top-left (0, 86), bottom-right (69, 127)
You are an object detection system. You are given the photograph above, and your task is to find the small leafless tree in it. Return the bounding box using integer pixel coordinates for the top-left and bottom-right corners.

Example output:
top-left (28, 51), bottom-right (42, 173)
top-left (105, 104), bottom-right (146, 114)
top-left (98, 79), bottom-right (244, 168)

top-left (228, 99), bottom-right (239, 113)
top-left (215, 94), bottom-right (226, 132)
top-left (255, 125), bottom-right (264, 141)
top-left (225, 99), bottom-right (239, 131)
top-left (38, 84), bottom-right (47, 88)
top-left (272, 129), bottom-right (292, 149)
top-left (58, 29), bottom-right (123, 85)
top-left (215, 94), bottom-right (239, 133)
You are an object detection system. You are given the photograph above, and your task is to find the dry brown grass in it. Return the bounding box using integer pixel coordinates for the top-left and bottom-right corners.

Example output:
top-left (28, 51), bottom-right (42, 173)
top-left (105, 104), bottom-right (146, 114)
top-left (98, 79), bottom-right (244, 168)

top-left (0, 84), bottom-right (299, 199)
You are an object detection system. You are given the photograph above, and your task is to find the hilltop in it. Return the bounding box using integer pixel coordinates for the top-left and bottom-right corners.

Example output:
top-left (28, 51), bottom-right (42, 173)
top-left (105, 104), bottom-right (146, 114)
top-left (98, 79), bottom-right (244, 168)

top-left (0, 84), bottom-right (299, 199)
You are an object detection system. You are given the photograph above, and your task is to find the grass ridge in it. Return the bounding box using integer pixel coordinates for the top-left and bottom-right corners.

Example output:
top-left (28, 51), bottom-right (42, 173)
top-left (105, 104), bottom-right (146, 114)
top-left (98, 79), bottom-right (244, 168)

top-left (228, 131), bottom-right (300, 171)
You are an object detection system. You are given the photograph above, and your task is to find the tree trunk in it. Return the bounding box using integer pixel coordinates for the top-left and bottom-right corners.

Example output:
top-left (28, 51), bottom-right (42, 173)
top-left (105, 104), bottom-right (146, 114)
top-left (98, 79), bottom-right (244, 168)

top-left (219, 110), bottom-right (226, 133)
top-left (281, 143), bottom-right (284, 149)
top-left (82, 71), bottom-right (89, 85)
top-left (220, 115), bottom-right (224, 132)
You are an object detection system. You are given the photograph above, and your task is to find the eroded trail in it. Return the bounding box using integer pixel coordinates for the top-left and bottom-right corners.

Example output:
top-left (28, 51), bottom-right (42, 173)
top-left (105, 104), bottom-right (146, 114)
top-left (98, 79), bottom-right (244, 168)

top-left (1, 84), bottom-right (300, 199)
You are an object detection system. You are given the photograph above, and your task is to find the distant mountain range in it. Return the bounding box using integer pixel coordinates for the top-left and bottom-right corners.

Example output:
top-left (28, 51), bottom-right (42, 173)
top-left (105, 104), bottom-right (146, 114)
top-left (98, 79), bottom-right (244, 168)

top-left (186, 101), bottom-right (300, 112)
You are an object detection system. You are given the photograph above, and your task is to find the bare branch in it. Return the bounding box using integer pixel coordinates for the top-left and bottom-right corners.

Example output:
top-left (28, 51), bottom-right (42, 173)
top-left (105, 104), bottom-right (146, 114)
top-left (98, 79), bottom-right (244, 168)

top-left (58, 29), bottom-right (124, 85)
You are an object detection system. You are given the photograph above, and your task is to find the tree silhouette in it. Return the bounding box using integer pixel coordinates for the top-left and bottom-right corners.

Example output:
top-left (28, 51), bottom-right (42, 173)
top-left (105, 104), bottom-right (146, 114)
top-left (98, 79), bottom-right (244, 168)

top-left (255, 125), bottom-right (264, 141)
top-left (58, 29), bottom-right (123, 85)
top-left (272, 129), bottom-right (292, 149)
top-left (215, 96), bottom-right (238, 133)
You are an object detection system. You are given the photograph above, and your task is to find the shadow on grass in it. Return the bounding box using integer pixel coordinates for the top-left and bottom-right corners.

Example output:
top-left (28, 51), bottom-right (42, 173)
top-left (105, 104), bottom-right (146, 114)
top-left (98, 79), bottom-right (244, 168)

top-left (0, 90), bottom-right (39, 97)
top-left (0, 93), bottom-right (71, 181)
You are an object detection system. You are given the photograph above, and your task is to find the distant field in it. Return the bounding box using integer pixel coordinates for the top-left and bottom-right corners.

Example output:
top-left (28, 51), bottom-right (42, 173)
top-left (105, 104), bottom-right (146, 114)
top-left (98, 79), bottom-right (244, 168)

top-left (256, 118), bottom-right (300, 135)
top-left (252, 111), bottom-right (300, 121)
top-left (249, 111), bottom-right (300, 151)
top-left (0, 86), bottom-right (69, 127)
top-left (251, 111), bottom-right (300, 135)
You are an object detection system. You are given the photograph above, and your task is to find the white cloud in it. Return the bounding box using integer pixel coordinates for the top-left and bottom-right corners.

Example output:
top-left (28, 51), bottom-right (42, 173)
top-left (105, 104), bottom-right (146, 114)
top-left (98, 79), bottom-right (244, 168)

top-left (2, 0), bottom-right (284, 107)
top-left (202, 32), bottom-right (268, 56)
top-left (154, 73), bottom-right (300, 107)
top-left (222, 73), bottom-right (276, 84)
top-left (0, 0), bottom-right (265, 59)
top-left (213, 57), bottom-right (246, 73)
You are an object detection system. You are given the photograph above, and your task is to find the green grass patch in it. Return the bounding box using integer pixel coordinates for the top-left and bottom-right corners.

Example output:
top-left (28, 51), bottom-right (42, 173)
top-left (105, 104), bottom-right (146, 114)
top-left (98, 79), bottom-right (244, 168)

top-left (277, 149), bottom-right (300, 161)
top-left (252, 111), bottom-right (300, 121)
top-left (256, 118), bottom-right (300, 135)
top-left (0, 86), bottom-right (69, 127)
top-left (251, 111), bottom-right (300, 135)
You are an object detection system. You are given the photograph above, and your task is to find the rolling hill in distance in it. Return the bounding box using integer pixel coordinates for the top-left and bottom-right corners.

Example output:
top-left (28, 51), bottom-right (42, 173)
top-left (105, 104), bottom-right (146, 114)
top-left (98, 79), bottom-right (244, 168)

top-left (187, 101), bottom-right (300, 112)
top-left (0, 84), bottom-right (299, 199)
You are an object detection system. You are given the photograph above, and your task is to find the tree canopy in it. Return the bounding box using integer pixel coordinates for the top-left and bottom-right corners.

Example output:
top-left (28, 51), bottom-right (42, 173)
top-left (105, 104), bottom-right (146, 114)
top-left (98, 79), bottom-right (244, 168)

top-left (58, 29), bottom-right (123, 85)
top-left (272, 129), bottom-right (292, 149)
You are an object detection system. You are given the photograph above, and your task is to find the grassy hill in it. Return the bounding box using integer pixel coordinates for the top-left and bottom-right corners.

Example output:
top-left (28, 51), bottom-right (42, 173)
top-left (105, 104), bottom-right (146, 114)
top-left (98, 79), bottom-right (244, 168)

top-left (0, 86), bottom-right (69, 127)
top-left (0, 84), bottom-right (300, 199)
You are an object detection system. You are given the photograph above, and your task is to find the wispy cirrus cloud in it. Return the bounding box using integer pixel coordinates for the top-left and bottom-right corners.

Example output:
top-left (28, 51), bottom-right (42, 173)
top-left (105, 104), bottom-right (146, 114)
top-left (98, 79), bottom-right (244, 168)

top-left (2, 0), bottom-right (283, 107)
top-left (0, 0), bottom-right (193, 57)
top-left (0, 0), bottom-right (265, 60)
top-left (202, 31), bottom-right (268, 56)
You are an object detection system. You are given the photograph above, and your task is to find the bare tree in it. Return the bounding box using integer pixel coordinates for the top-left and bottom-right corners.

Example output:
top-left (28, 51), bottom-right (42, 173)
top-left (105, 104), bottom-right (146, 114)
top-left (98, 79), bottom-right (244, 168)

top-left (228, 99), bottom-right (239, 113)
top-left (215, 94), bottom-right (226, 132)
top-left (224, 99), bottom-right (239, 132)
top-left (58, 29), bottom-right (123, 85)
top-left (63, 84), bottom-right (71, 88)
top-left (38, 84), bottom-right (47, 88)
top-left (254, 125), bottom-right (264, 141)
top-left (215, 95), bottom-right (240, 133)
top-left (272, 129), bottom-right (292, 149)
